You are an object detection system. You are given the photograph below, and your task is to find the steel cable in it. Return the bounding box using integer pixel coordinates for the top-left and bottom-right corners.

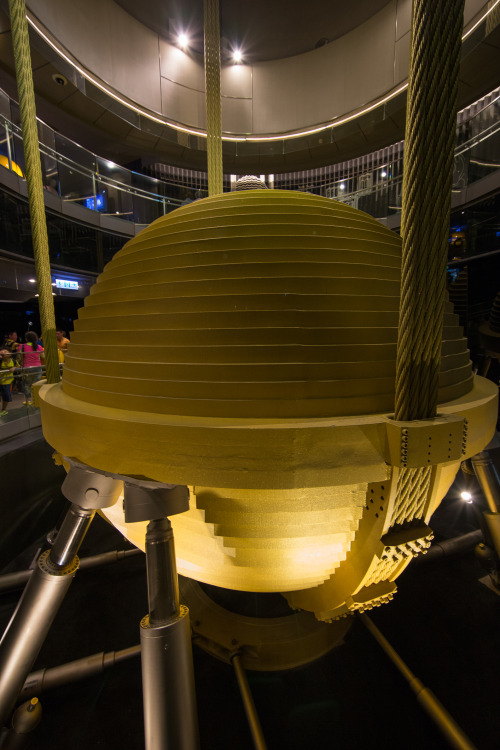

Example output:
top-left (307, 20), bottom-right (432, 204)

top-left (8, 0), bottom-right (59, 383)
top-left (204, 0), bottom-right (223, 196)
top-left (392, 0), bottom-right (465, 524)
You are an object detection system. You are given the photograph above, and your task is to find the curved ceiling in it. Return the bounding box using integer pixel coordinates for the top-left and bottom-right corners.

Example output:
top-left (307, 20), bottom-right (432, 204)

top-left (0, 0), bottom-right (498, 173)
top-left (113, 0), bottom-right (391, 62)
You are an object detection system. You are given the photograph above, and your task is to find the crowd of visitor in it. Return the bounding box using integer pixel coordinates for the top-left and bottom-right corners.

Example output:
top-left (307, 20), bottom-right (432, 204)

top-left (0, 328), bottom-right (70, 419)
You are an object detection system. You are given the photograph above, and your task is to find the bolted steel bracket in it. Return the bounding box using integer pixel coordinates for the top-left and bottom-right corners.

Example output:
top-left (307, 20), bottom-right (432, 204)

top-left (384, 414), bottom-right (467, 468)
top-left (61, 459), bottom-right (123, 509)
top-left (60, 458), bottom-right (189, 521)
top-left (123, 481), bottom-right (189, 523)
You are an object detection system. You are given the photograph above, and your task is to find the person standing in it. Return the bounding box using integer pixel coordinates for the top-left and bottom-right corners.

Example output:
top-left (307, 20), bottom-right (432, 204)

top-left (3, 331), bottom-right (20, 392)
top-left (3, 331), bottom-right (19, 358)
top-left (56, 329), bottom-right (70, 351)
top-left (0, 349), bottom-right (15, 417)
top-left (18, 331), bottom-right (44, 406)
top-left (56, 329), bottom-right (70, 364)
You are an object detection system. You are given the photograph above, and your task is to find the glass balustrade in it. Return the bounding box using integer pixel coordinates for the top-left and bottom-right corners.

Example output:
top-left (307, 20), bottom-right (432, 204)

top-left (0, 87), bottom-right (498, 235)
top-left (0, 87), bottom-right (499, 439)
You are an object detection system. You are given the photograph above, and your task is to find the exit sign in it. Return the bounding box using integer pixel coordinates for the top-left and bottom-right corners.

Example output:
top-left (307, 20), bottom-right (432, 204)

top-left (55, 279), bottom-right (79, 290)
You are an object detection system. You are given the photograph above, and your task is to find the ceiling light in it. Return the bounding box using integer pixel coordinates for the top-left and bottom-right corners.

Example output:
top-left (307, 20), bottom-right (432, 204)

top-left (381, 170), bottom-right (387, 177)
top-left (29, 278), bottom-right (36, 283)
top-left (232, 49), bottom-right (242, 63)
top-left (26, 0), bottom-right (500, 147)
top-left (177, 32), bottom-right (189, 50)
top-left (461, 491), bottom-right (473, 503)
top-left (339, 183), bottom-right (345, 191)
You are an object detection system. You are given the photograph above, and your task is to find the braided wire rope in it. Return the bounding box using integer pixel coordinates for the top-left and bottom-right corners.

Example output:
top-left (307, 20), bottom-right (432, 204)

top-left (204, 0), bottom-right (223, 196)
top-left (391, 0), bottom-right (465, 524)
top-left (394, 0), bottom-right (465, 422)
top-left (8, 0), bottom-right (59, 383)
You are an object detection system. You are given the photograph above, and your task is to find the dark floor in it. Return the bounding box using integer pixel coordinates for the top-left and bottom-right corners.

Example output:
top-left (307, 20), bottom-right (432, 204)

top-left (1, 438), bottom-right (499, 749)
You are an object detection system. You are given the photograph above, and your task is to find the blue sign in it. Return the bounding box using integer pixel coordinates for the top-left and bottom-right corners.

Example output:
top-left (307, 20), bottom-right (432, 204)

top-left (84, 193), bottom-right (106, 211)
top-left (55, 279), bottom-right (79, 290)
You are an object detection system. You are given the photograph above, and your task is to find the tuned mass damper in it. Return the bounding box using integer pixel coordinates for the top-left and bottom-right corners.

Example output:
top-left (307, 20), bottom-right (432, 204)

top-left (39, 190), bottom-right (497, 619)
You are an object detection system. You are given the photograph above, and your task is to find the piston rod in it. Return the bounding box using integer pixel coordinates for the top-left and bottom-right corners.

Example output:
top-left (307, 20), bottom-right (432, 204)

top-left (231, 652), bottom-right (268, 750)
top-left (140, 518), bottom-right (199, 750)
top-left (0, 462), bottom-right (122, 726)
top-left (360, 613), bottom-right (477, 750)
top-left (0, 500), bottom-right (96, 726)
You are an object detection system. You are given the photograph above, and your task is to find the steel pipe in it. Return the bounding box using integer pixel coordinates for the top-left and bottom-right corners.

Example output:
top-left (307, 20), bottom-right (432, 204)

top-left (0, 499), bottom-right (101, 725)
top-left (231, 653), bottom-right (268, 750)
top-left (414, 530), bottom-right (484, 563)
top-left (145, 519), bottom-right (178, 625)
top-left (0, 553), bottom-right (78, 726)
top-left (49, 505), bottom-right (95, 567)
top-left (140, 609), bottom-right (199, 750)
top-left (21, 645), bottom-right (141, 699)
top-left (0, 548), bottom-right (142, 594)
top-left (140, 516), bottom-right (199, 750)
top-left (360, 613), bottom-right (477, 750)
top-left (471, 452), bottom-right (500, 514)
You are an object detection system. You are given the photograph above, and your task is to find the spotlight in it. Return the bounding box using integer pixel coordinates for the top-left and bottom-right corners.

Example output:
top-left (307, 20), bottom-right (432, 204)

top-left (29, 279), bottom-right (36, 283)
top-left (461, 490), bottom-right (473, 503)
top-left (381, 170), bottom-right (387, 177)
top-left (232, 49), bottom-right (242, 63)
top-left (339, 183), bottom-right (345, 191)
top-left (177, 32), bottom-right (189, 50)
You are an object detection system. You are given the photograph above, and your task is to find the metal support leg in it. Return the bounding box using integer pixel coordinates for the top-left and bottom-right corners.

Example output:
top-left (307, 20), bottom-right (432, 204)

top-left (0, 551), bottom-right (78, 726)
top-left (231, 653), bottom-right (268, 750)
top-left (0, 463), bottom-right (122, 727)
top-left (360, 613), bottom-right (477, 750)
top-left (471, 452), bottom-right (500, 514)
top-left (140, 517), bottom-right (199, 750)
top-left (471, 452), bottom-right (500, 559)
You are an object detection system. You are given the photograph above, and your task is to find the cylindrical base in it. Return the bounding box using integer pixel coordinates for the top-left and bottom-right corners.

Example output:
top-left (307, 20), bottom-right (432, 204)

top-left (140, 605), bottom-right (199, 750)
top-left (0, 553), bottom-right (77, 725)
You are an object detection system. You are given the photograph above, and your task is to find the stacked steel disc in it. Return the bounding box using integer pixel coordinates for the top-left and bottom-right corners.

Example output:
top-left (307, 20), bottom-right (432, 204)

top-left (61, 190), bottom-right (472, 419)
top-left (40, 189), bottom-right (481, 595)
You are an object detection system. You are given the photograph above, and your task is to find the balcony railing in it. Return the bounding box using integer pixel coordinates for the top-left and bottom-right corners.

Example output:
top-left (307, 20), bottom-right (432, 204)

top-left (0, 87), bottom-right (499, 231)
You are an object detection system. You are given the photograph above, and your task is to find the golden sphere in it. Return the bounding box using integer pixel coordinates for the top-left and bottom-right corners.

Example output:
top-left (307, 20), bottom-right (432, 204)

top-left (39, 190), bottom-right (495, 605)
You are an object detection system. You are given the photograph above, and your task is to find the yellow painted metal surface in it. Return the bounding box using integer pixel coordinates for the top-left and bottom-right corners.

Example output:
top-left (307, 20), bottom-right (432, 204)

top-left (39, 191), bottom-right (498, 616)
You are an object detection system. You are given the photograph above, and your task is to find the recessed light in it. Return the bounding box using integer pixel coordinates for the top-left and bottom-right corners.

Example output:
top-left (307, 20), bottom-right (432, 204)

top-left (177, 32), bottom-right (189, 50)
top-left (29, 278), bottom-right (36, 283)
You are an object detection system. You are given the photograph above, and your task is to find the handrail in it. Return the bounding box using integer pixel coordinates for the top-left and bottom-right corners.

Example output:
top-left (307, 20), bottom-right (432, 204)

top-left (0, 86), bottom-right (498, 228)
